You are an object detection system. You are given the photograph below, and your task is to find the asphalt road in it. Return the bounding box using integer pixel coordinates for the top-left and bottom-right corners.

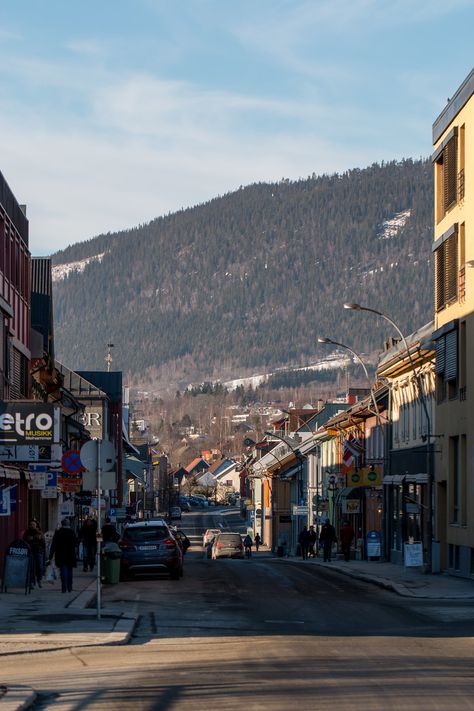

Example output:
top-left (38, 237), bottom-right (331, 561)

top-left (3, 509), bottom-right (474, 710)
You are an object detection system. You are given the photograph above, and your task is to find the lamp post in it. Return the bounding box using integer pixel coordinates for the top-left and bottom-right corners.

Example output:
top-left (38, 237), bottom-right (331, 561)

top-left (343, 302), bottom-right (434, 572)
top-left (327, 472), bottom-right (338, 527)
top-left (317, 336), bottom-right (380, 425)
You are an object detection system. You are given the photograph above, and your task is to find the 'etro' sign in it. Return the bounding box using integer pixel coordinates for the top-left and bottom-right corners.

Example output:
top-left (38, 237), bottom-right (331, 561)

top-left (0, 402), bottom-right (57, 445)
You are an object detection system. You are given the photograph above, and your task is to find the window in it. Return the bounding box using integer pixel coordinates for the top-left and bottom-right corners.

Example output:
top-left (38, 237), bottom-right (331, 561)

top-left (435, 325), bottom-right (458, 402)
top-left (434, 128), bottom-right (457, 222)
top-left (434, 224), bottom-right (458, 311)
top-left (450, 436), bottom-right (460, 524)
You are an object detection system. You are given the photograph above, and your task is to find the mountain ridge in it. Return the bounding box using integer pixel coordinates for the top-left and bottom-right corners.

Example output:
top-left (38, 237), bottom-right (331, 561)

top-left (52, 158), bottom-right (433, 390)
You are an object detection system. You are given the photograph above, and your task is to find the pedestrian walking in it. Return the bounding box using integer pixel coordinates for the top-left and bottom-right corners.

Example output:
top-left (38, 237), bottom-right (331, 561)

top-left (101, 516), bottom-right (120, 543)
top-left (48, 518), bottom-right (78, 593)
top-left (23, 519), bottom-right (46, 587)
top-left (254, 532), bottom-right (261, 552)
top-left (307, 525), bottom-right (318, 558)
top-left (244, 533), bottom-right (253, 558)
top-left (319, 519), bottom-right (337, 562)
top-left (339, 520), bottom-right (355, 562)
top-left (298, 526), bottom-right (310, 560)
top-left (79, 517), bottom-right (98, 572)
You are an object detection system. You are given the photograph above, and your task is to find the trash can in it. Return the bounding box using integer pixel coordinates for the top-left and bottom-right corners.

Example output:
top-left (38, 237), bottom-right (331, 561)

top-left (101, 542), bottom-right (122, 584)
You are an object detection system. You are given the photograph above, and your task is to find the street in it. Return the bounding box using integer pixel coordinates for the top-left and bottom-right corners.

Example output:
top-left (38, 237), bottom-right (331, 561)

top-left (2, 509), bottom-right (474, 710)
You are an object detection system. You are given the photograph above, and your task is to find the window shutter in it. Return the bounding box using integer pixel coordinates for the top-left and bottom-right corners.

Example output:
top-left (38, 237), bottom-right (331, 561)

top-left (444, 136), bottom-right (457, 210)
top-left (445, 231), bottom-right (458, 302)
top-left (445, 330), bottom-right (458, 381)
top-left (435, 337), bottom-right (445, 374)
top-left (435, 247), bottom-right (445, 311)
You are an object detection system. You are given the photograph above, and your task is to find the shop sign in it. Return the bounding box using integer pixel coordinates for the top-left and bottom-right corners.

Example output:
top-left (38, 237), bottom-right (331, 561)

top-left (0, 486), bottom-right (11, 515)
top-left (60, 500), bottom-right (74, 517)
top-left (366, 530), bottom-right (381, 557)
top-left (292, 505), bottom-right (308, 515)
top-left (28, 471), bottom-right (46, 490)
top-left (0, 403), bottom-right (58, 445)
top-left (343, 499), bottom-right (360, 514)
top-left (79, 404), bottom-right (104, 439)
top-left (404, 542), bottom-right (423, 567)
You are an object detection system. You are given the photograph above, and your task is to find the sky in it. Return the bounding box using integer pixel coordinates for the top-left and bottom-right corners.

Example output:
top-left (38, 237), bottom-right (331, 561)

top-left (0, 0), bottom-right (473, 256)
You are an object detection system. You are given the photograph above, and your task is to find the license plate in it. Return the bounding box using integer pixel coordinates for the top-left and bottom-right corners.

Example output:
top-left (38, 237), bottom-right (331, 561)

top-left (139, 545), bottom-right (157, 550)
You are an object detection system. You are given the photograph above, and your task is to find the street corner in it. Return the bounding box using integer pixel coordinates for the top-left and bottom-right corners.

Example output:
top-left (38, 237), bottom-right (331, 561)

top-left (1, 684), bottom-right (36, 711)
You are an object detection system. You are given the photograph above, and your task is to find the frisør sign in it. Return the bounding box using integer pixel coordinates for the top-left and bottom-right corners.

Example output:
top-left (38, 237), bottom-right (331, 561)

top-left (0, 403), bottom-right (57, 445)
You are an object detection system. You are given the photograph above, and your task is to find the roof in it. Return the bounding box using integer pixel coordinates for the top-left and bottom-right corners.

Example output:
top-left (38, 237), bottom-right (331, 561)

top-left (377, 320), bottom-right (435, 377)
top-left (185, 456), bottom-right (209, 473)
top-left (433, 67), bottom-right (474, 144)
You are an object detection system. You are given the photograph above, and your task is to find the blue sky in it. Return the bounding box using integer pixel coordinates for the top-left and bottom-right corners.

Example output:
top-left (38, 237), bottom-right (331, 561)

top-left (0, 0), bottom-right (473, 256)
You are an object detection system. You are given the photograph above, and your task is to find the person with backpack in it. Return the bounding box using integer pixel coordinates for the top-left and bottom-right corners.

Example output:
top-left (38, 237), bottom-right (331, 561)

top-left (243, 533), bottom-right (253, 558)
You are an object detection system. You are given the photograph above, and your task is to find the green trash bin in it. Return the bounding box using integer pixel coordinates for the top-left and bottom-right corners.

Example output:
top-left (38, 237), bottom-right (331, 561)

top-left (101, 543), bottom-right (122, 584)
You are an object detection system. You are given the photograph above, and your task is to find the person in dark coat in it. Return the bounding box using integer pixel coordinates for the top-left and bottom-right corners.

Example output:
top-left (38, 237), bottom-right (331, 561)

top-left (79, 517), bottom-right (98, 572)
top-left (339, 520), bottom-right (355, 562)
top-left (23, 519), bottom-right (46, 587)
top-left (254, 532), bottom-right (261, 552)
top-left (48, 518), bottom-right (78, 593)
top-left (298, 526), bottom-right (310, 560)
top-left (319, 519), bottom-right (337, 562)
top-left (307, 525), bottom-right (318, 558)
top-left (101, 517), bottom-right (120, 543)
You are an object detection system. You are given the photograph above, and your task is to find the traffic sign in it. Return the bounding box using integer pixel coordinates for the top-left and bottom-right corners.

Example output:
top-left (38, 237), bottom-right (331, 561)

top-left (80, 440), bottom-right (115, 472)
top-left (62, 449), bottom-right (84, 474)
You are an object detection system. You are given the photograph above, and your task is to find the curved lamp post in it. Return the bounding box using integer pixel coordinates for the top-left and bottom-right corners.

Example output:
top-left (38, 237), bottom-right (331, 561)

top-left (317, 336), bottom-right (380, 424)
top-left (343, 302), bottom-right (434, 571)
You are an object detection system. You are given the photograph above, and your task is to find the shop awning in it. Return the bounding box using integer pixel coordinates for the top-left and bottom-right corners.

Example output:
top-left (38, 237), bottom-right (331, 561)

top-left (383, 474), bottom-right (405, 484)
top-left (405, 473), bottom-right (429, 484)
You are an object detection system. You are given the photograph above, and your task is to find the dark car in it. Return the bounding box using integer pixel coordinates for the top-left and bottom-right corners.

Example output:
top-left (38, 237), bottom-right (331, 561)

top-left (119, 521), bottom-right (183, 580)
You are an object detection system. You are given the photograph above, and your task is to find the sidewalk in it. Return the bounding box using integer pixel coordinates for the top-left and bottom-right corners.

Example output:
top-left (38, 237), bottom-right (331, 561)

top-left (0, 569), bottom-right (137, 708)
top-left (273, 552), bottom-right (474, 599)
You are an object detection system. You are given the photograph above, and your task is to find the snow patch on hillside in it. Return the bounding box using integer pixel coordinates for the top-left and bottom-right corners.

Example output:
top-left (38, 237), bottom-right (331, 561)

top-left (223, 353), bottom-right (351, 391)
top-left (52, 253), bottom-right (106, 282)
top-left (378, 209), bottom-right (411, 239)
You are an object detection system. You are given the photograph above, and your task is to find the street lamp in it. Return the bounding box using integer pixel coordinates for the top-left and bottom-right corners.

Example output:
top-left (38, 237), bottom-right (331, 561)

top-left (317, 336), bottom-right (380, 424)
top-left (343, 302), bottom-right (434, 571)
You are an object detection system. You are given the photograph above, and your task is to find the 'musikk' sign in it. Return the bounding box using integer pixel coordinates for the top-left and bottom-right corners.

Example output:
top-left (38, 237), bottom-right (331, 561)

top-left (0, 403), bottom-right (57, 445)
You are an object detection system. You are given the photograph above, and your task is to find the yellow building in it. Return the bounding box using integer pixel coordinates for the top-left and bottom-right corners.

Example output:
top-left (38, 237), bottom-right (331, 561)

top-left (432, 68), bottom-right (474, 577)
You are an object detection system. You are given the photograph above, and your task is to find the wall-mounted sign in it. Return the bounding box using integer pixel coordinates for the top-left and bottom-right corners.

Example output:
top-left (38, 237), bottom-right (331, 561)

top-left (79, 404), bottom-right (104, 439)
top-left (0, 403), bottom-right (58, 445)
top-left (343, 499), bottom-right (360, 514)
top-left (28, 471), bottom-right (46, 490)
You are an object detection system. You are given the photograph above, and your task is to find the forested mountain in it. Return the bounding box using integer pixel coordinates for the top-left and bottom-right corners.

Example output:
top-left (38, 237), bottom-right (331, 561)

top-left (52, 158), bottom-right (433, 388)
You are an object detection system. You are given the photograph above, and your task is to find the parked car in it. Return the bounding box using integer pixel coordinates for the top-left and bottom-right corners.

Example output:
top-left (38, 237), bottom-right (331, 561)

top-left (118, 521), bottom-right (183, 580)
top-left (170, 506), bottom-right (182, 520)
top-left (179, 501), bottom-right (191, 512)
top-left (211, 532), bottom-right (244, 560)
top-left (203, 528), bottom-right (221, 548)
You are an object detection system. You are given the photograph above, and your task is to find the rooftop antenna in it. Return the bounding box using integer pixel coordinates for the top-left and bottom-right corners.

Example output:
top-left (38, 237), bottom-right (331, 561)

top-left (105, 343), bottom-right (114, 372)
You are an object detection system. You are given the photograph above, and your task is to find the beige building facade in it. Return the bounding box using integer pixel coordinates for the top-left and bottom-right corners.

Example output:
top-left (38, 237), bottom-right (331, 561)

top-left (432, 68), bottom-right (474, 577)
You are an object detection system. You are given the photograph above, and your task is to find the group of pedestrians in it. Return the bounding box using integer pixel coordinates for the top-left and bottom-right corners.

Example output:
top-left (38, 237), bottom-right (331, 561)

top-left (298, 520), bottom-right (354, 562)
top-left (22, 515), bottom-right (120, 594)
